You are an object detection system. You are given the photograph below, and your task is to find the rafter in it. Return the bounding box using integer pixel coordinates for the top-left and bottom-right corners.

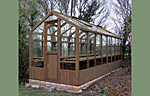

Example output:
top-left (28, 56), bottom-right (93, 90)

top-left (61, 26), bottom-right (73, 37)
top-left (80, 34), bottom-right (87, 39)
top-left (51, 22), bottom-right (67, 36)
top-left (68, 31), bottom-right (76, 39)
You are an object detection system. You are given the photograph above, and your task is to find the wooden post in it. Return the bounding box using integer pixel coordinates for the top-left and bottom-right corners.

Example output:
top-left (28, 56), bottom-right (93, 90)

top-left (94, 33), bottom-right (96, 66)
top-left (100, 35), bottom-right (103, 64)
top-left (111, 37), bottom-right (112, 62)
top-left (42, 32), bottom-right (43, 57)
top-left (44, 22), bottom-right (48, 80)
top-left (120, 39), bottom-right (122, 60)
top-left (118, 39), bottom-right (119, 60)
top-left (75, 28), bottom-right (79, 85)
top-left (90, 40), bottom-right (92, 54)
top-left (57, 19), bottom-right (61, 81)
top-left (106, 36), bottom-right (108, 63)
top-left (68, 43), bottom-right (70, 55)
top-left (87, 32), bottom-right (89, 68)
top-left (114, 38), bottom-right (116, 61)
top-left (29, 31), bottom-right (32, 78)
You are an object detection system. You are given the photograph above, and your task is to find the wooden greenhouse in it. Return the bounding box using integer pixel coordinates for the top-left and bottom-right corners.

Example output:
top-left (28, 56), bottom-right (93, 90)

top-left (29, 10), bottom-right (122, 86)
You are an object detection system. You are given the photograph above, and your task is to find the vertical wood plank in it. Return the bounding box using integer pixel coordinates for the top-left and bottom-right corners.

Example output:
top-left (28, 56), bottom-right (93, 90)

top-left (100, 35), bottom-right (103, 64)
top-left (87, 32), bottom-right (89, 68)
top-left (94, 33), bottom-right (96, 66)
top-left (106, 36), bottom-right (108, 63)
top-left (75, 28), bottom-right (79, 85)
top-left (57, 19), bottom-right (61, 82)
top-left (44, 22), bottom-right (47, 80)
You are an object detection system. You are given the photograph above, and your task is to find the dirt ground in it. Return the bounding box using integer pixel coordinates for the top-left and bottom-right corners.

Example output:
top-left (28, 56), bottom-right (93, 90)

top-left (19, 65), bottom-right (131, 96)
top-left (72, 65), bottom-right (131, 96)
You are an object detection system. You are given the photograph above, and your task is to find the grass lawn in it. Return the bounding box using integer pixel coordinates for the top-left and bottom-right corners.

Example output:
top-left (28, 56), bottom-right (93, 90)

top-left (19, 86), bottom-right (73, 96)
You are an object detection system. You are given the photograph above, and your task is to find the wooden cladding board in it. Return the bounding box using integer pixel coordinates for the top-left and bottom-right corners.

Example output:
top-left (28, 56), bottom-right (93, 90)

top-left (79, 60), bottom-right (122, 85)
top-left (47, 55), bottom-right (57, 81)
top-left (59, 70), bottom-right (76, 85)
top-left (31, 67), bottom-right (45, 80)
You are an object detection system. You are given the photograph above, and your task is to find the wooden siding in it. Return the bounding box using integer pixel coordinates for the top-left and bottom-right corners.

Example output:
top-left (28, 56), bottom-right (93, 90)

top-left (31, 67), bottom-right (45, 80)
top-left (59, 70), bottom-right (76, 85)
top-left (79, 60), bottom-right (122, 85)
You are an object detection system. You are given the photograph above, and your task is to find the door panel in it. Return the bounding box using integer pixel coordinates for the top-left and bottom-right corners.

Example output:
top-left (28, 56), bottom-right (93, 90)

top-left (47, 54), bottom-right (57, 80)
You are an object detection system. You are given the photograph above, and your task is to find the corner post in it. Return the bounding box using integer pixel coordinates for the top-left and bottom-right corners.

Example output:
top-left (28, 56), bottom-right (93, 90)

top-left (57, 19), bottom-right (61, 81)
top-left (75, 28), bottom-right (79, 85)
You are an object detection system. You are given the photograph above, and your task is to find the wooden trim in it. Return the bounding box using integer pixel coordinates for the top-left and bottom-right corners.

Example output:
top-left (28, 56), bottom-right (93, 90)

top-left (118, 39), bottom-right (119, 59)
top-left (106, 36), bottom-right (108, 63)
top-left (68, 43), bottom-right (70, 55)
top-left (60, 61), bottom-right (76, 63)
top-left (111, 37), bottom-right (112, 62)
top-left (32, 39), bottom-right (43, 42)
top-left (42, 32), bottom-right (43, 57)
top-left (100, 35), bottom-right (103, 64)
top-left (61, 41), bottom-right (75, 44)
top-left (60, 54), bottom-right (97, 58)
top-left (30, 12), bottom-right (52, 33)
top-left (47, 52), bottom-right (57, 55)
top-left (32, 59), bottom-right (44, 61)
top-left (87, 32), bottom-right (89, 68)
top-left (53, 11), bottom-right (80, 28)
top-left (47, 40), bottom-right (57, 43)
top-left (79, 27), bottom-right (122, 39)
top-left (57, 19), bottom-right (61, 81)
top-left (45, 19), bottom-right (58, 23)
top-left (94, 33), bottom-right (96, 66)
top-left (114, 38), bottom-right (116, 61)
top-left (75, 28), bottom-right (79, 85)
top-left (32, 32), bottom-right (43, 35)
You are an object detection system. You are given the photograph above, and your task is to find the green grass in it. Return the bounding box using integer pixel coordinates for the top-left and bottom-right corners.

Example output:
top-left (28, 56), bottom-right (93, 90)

top-left (19, 86), bottom-right (72, 96)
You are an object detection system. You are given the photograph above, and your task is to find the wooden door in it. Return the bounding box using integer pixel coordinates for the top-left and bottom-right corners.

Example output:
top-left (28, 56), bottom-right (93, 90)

top-left (46, 53), bottom-right (57, 81)
top-left (44, 21), bottom-right (58, 82)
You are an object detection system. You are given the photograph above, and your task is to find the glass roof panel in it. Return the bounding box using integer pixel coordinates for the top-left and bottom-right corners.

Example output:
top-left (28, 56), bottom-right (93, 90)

top-left (55, 12), bottom-right (119, 38)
